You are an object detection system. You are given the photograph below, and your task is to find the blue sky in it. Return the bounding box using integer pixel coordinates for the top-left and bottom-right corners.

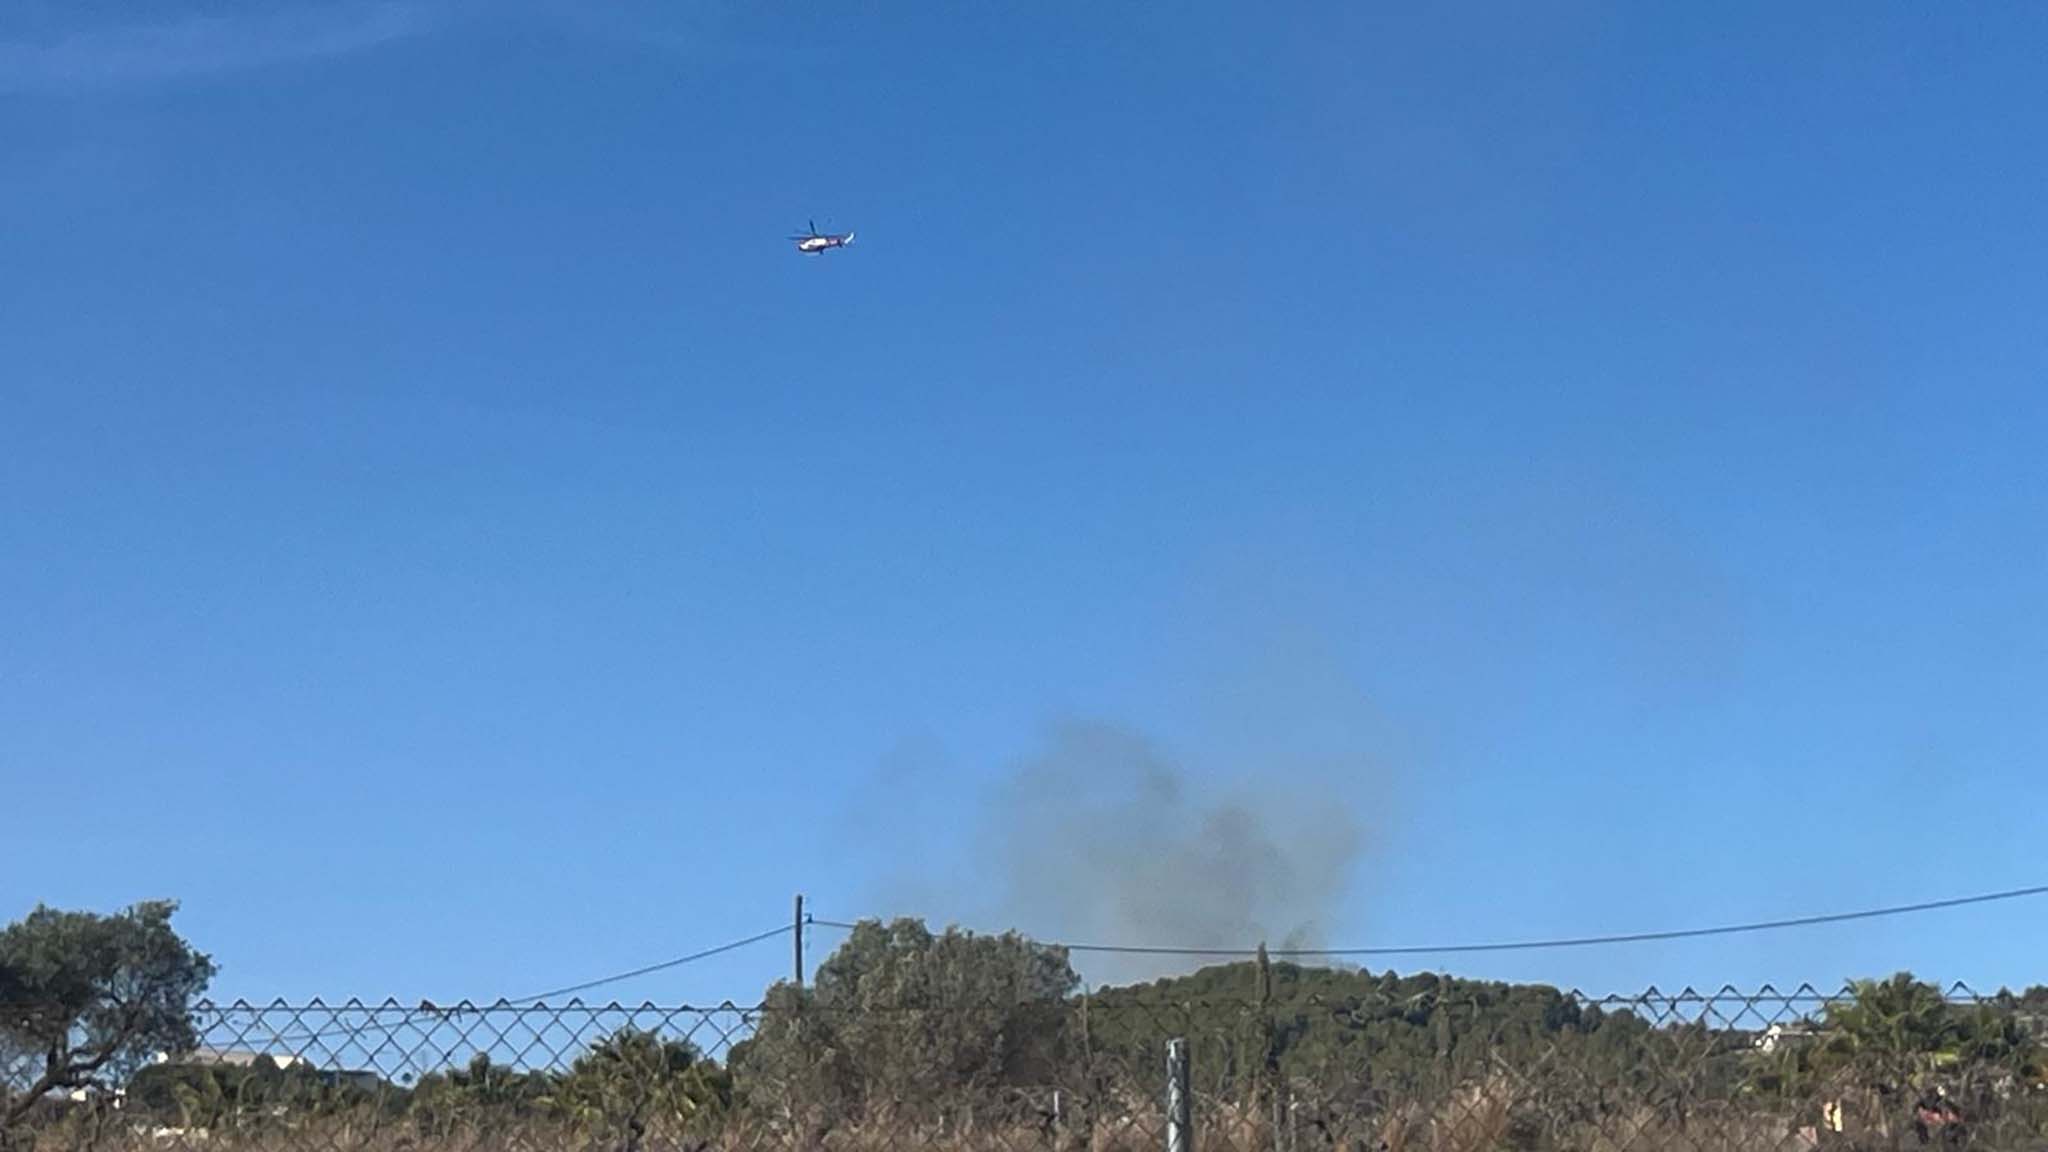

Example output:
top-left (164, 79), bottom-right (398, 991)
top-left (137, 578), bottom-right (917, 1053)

top-left (3, 1), bottom-right (2046, 1007)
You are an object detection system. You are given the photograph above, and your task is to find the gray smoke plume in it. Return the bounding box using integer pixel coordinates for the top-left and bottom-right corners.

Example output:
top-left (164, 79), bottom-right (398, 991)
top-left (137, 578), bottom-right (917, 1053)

top-left (978, 719), bottom-right (1368, 987)
top-left (848, 566), bottom-right (1390, 988)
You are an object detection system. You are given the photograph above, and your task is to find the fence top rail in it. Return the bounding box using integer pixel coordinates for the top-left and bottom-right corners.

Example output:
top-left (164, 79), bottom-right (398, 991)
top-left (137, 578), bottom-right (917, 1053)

top-left (168, 982), bottom-right (2027, 1013)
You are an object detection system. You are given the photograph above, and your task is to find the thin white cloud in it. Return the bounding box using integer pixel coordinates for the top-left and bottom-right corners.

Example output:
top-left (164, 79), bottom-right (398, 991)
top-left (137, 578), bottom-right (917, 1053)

top-left (0, 2), bottom-right (433, 92)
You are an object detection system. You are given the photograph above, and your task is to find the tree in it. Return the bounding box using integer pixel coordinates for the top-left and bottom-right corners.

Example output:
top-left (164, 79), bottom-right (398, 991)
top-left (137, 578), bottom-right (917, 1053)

top-left (1835, 977), bottom-right (2037, 1086)
top-left (552, 1028), bottom-right (728, 1149)
top-left (1739, 973), bottom-right (2046, 1141)
top-left (407, 1052), bottom-right (556, 1133)
top-left (0, 901), bottom-right (215, 1129)
top-left (1804, 973), bottom-right (1970, 1106)
top-left (733, 919), bottom-right (1078, 1129)
top-left (126, 1062), bottom-right (223, 1128)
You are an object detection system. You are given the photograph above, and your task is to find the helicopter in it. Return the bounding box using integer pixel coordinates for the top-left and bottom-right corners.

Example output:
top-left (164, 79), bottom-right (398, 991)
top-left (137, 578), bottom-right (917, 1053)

top-left (790, 220), bottom-right (854, 254)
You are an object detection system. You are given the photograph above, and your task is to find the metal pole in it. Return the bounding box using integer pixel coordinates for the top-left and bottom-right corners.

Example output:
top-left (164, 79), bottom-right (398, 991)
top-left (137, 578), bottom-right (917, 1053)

top-left (794, 894), bottom-right (806, 988)
top-left (1166, 1037), bottom-right (1191, 1152)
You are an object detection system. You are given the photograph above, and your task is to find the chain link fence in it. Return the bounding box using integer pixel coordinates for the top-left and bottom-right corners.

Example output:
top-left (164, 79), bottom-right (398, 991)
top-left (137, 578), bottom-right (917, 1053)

top-left (8, 983), bottom-right (2047, 1152)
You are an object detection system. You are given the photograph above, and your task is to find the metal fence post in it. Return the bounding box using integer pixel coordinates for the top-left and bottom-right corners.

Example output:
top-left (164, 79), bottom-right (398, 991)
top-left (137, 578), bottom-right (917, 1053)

top-left (1167, 1037), bottom-right (1191, 1152)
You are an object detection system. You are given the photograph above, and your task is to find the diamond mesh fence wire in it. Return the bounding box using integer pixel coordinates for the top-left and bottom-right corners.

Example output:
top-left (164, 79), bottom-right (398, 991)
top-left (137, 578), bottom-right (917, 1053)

top-left (6, 983), bottom-right (2047, 1152)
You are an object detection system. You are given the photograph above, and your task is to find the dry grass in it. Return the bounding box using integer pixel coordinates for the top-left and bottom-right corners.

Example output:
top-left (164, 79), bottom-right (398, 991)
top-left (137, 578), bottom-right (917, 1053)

top-left (14, 1081), bottom-right (2048, 1152)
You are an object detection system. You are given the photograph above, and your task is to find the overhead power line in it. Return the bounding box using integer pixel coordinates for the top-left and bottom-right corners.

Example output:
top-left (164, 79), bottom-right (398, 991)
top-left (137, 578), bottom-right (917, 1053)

top-left (263, 923), bottom-right (796, 1045)
top-left (244, 883), bottom-right (2048, 1051)
top-left (813, 882), bottom-right (2048, 959)
top-left (505, 923), bottom-right (795, 1005)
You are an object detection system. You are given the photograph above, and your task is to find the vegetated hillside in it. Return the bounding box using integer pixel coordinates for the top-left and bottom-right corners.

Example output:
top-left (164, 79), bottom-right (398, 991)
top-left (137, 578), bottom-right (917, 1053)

top-left (1083, 959), bottom-right (1693, 1103)
top-left (1085, 960), bottom-right (2048, 1124)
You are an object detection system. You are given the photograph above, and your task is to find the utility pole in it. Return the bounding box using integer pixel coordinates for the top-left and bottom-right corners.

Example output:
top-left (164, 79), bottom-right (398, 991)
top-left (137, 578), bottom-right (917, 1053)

top-left (794, 894), bottom-right (806, 988)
